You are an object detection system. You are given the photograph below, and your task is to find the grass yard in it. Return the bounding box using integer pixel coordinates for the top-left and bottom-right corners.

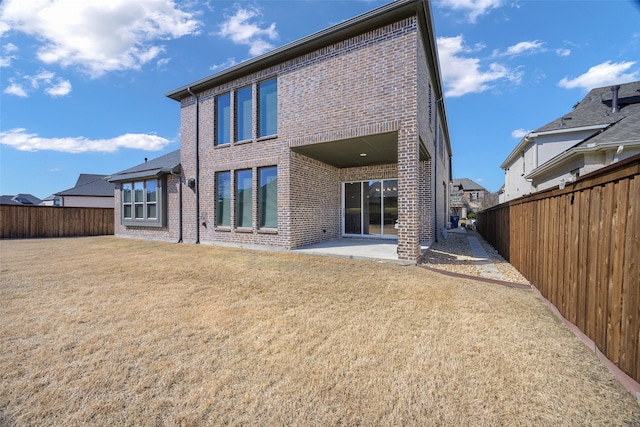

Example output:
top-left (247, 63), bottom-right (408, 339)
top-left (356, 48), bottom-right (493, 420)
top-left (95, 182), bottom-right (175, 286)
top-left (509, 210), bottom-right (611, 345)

top-left (1, 237), bottom-right (638, 426)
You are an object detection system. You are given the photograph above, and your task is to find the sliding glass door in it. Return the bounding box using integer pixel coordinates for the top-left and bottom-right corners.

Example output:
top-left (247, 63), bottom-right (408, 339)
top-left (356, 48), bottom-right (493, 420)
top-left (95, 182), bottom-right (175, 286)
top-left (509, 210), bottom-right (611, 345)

top-left (343, 179), bottom-right (398, 238)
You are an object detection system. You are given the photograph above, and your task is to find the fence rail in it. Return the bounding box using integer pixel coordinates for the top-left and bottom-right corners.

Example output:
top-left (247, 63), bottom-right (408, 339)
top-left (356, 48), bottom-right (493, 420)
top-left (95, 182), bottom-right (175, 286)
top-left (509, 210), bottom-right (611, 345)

top-left (478, 154), bottom-right (639, 384)
top-left (0, 205), bottom-right (114, 238)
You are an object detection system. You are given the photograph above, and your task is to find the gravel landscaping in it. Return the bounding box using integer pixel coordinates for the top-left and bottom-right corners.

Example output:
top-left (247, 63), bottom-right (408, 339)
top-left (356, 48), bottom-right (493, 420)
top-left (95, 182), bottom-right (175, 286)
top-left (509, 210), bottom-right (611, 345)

top-left (420, 229), bottom-right (531, 284)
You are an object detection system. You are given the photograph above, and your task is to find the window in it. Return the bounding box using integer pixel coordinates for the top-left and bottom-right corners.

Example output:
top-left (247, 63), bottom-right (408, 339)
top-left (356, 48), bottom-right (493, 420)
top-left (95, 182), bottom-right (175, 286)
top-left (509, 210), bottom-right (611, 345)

top-left (236, 169), bottom-right (252, 228)
top-left (258, 166), bottom-right (277, 228)
top-left (216, 92), bottom-right (230, 145)
top-left (134, 181), bottom-right (144, 219)
top-left (258, 79), bottom-right (277, 137)
top-left (471, 192), bottom-right (478, 202)
top-left (123, 183), bottom-right (132, 218)
top-left (216, 172), bottom-right (231, 227)
top-left (121, 178), bottom-right (164, 227)
top-left (236, 86), bottom-right (252, 141)
top-left (146, 180), bottom-right (157, 219)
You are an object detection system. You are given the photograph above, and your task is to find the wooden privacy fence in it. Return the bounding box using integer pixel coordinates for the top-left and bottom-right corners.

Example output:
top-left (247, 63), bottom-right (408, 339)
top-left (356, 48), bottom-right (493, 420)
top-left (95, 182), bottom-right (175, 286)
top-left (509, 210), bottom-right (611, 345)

top-left (0, 205), bottom-right (114, 238)
top-left (478, 154), bottom-right (639, 384)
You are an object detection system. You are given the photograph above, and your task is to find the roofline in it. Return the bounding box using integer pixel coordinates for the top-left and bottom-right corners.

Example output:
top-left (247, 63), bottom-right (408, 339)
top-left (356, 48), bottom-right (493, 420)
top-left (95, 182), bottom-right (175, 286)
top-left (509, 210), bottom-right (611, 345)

top-left (500, 123), bottom-right (609, 169)
top-left (166, 0), bottom-right (429, 101)
top-left (525, 139), bottom-right (640, 179)
top-left (107, 165), bottom-right (182, 182)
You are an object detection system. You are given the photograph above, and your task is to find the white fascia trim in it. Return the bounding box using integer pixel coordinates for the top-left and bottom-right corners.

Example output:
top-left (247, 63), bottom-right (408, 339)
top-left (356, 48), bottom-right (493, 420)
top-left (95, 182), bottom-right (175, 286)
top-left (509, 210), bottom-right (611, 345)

top-left (525, 139), bottom-right (640, 179)
top-left (500, 123), bottom-right (609, 170)
top-left (526, 123), bottom-right (609, 138)
top-left (500, 136), bottom-right (531, 169)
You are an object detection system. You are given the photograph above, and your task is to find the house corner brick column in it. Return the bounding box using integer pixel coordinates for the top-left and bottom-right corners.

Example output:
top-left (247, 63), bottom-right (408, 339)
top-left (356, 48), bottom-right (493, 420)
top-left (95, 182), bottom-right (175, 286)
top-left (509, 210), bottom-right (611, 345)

top-left (397, 120), bottom-right (421, 261)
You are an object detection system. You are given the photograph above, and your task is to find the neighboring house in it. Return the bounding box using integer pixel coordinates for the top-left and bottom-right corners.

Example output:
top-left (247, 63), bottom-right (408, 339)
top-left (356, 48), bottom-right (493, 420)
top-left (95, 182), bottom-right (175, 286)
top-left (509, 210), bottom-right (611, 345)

top-left (109, 0), bottom-right (452, 262)
top-left (0, 194), bottom-right (42, 205)
top-left (500, 81), bottom-right (640, 202)
top-left (54, 174), bottom-right (115, 208)
top-left (450, 178), bottom-right (488, 218)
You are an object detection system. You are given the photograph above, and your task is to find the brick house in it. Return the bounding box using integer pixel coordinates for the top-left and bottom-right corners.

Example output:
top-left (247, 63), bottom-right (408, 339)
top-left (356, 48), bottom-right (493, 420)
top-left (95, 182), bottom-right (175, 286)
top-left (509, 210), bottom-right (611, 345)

top-left (109, 0), bottom-right (452, 262)
top-left (450, 178), bottom-right (488, 219)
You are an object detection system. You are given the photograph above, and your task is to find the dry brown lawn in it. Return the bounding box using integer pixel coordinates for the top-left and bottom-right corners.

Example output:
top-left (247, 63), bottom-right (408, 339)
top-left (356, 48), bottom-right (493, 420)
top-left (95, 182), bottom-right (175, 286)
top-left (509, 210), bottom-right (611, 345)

top-left (1, 237), bottom-right (638, 426)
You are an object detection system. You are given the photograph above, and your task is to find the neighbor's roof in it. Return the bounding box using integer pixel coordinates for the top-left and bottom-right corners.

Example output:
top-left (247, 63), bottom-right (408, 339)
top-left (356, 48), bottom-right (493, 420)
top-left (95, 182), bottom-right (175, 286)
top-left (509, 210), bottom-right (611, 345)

top-left (56, 174), bottom-right (115, 197)
top-left (108, 150), bottom-right (181, 182)
top-left (452, 178), bottom-right (486, 191)
top-left (502, 81), bottom-right (640, 168)
top-left (166, 0), bottom-right (442, 103)
top-left (0, 194), bottom-right (43, 205)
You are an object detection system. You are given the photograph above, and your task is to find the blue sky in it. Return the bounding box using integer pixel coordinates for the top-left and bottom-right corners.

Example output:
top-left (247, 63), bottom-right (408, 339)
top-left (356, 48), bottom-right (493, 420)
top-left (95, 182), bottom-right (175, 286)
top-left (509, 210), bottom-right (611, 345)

top-left (1, 0), bottom-right (639, 198)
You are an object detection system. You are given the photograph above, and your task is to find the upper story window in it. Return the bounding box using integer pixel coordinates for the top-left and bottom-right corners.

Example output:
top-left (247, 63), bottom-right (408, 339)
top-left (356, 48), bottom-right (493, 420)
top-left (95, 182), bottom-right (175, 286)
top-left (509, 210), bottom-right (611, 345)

top-left (216, 92), bottom-right (231, 146)
top-left (236, 86), bottom-right (252, 142)
top-left (215, 78), bottom-right (278, 147)
top-left (258, 78), bottom-right (277, 138)
top-left (121, 178), bottom-right (165, 227)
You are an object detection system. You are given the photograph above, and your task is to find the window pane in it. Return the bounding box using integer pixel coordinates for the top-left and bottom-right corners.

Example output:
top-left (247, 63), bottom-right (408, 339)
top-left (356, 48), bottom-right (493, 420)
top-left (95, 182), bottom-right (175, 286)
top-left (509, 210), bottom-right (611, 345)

top-left (217, 93), bottom-right (230, 145)
top-left (147, 203), bottom-right (156, 219)
top-left (236, 169), bottom-right (252, 228)
top-left (123, 183), bottom-right (132, 203)
top-left (383, 180), bottom-right (398, 236)
top-left (146, 180), bottom-right (156, 202)
top-left (216, 172), bottom-right (231, 226)
top-left (123, 205), bottom-right (132, 219)
top-left (236, 86), bottom-right (252, 141)
top-left (259, 166), bottom-right (277, 228)
top-left (364, 180), bottom-right (381, 235)
top-left (344, 182), bottom-right (361, 234)
top-left (259, 79), bottom-right (277, 137)
top-left (134, 181), bottom-right (144, 203)
top-left (135, 204), bottom-right (144, 219)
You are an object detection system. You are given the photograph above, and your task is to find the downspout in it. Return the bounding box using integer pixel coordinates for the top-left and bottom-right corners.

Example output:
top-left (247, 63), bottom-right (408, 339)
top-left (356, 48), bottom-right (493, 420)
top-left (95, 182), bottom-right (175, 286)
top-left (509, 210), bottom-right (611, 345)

top-left (187, 87), bottom-right (200, 244)
top-left (433, 97), bottom-right (443, 243)
top-left (171, 171), bottom-right (183, 243)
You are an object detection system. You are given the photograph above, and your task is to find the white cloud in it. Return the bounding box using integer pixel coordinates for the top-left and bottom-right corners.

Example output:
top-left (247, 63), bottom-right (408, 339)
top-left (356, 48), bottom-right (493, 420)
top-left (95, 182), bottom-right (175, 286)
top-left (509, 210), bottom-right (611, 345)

top-left (511, 128), bottom-right (529, 139)
top-left (2, 42), bottom-right (18, 53)
top-left (0, 0), bottom-right (200, 77)
top-left (0, 42), bottom-right (18, 67)
top-left (210, 58), bottom-right (238, 72)
top-left (558, 60), bottom-right (640, 90)
top-left (3, 82), bottom-right (27, 97)
top-left (217, 7), bottom-right (278, 56)
top-left (437, 35), bottom-right (522, 97)
top-left (0, 128), bottom-right (171, 153)
top-left (45, 80), bottom-right (72, 97)
top-left (555, 48), bottom-right (571, 57)
top-left (436, 0), bottom-right (504, 23)
top-left (505, 41), bottom-right (544, 56)
top-left (156, 57), bottom-right (171, 68)
top-left (4, 70), bottom-right (72, 97)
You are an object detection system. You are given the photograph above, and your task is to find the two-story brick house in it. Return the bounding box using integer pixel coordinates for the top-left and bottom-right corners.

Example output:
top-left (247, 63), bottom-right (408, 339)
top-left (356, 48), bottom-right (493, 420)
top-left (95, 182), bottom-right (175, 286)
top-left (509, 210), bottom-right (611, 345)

top-left (109, 0), bottom-right (452, 262)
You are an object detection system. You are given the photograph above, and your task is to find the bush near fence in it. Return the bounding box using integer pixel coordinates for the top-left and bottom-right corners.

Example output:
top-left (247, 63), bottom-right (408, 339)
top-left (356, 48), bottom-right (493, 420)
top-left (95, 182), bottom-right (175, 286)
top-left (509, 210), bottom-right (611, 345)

top-left (0, 205), bottom-right (114, 238)
top-left (477, 154), bottom-right (639, 384)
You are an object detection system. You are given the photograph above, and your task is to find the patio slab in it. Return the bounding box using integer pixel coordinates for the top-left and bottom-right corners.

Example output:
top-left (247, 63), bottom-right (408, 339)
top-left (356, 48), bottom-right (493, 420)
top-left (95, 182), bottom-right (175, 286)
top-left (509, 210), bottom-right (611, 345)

top-left (292, 239), bottom-right (431, 264)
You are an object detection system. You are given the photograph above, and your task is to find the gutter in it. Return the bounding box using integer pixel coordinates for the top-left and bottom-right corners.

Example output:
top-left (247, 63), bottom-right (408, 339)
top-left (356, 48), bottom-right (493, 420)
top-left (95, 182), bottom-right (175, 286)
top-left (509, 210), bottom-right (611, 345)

top-left (187, 87), bottom-right (200, 244)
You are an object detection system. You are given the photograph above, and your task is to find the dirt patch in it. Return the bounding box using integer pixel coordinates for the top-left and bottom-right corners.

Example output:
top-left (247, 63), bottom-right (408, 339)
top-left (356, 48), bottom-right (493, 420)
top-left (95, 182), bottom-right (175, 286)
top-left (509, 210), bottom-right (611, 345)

top-left (1, 237), bottom-right (637, 425)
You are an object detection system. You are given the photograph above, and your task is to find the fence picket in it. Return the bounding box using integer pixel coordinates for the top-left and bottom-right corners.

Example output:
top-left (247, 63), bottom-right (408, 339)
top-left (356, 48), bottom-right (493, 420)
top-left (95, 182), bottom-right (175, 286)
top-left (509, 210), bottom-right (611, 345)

top-left (477, 154), bottom-right (640, 384)
top-left (1, 205), bottom-right (114, 238)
